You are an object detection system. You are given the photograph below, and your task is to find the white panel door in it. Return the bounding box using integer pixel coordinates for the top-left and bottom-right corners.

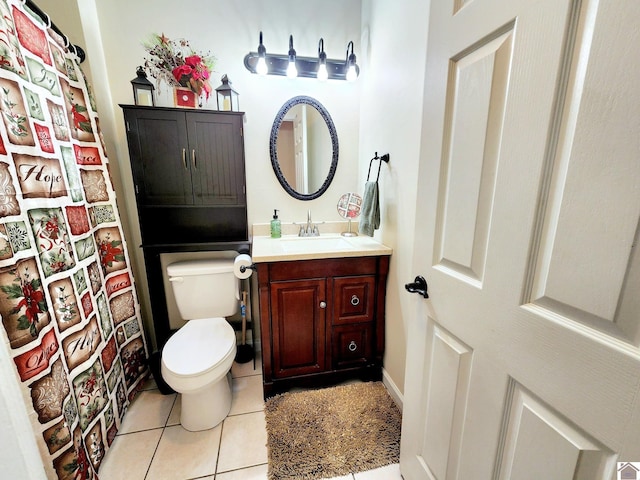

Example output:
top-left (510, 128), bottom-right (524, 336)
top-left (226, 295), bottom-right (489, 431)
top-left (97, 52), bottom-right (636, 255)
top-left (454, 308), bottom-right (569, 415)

top-left (400, 0), bottom-right (640, 479)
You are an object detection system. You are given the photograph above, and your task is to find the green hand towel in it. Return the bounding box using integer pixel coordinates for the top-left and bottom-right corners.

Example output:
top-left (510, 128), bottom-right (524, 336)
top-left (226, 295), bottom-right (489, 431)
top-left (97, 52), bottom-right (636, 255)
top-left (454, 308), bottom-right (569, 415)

top-left (358, 181), bottom-right (380, 236)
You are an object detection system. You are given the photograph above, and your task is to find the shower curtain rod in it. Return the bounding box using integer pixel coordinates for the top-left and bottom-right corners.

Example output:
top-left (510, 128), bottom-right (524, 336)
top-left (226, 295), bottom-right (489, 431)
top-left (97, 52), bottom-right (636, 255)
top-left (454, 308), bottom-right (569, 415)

top-left (25, 0), bottom-right (86, 63)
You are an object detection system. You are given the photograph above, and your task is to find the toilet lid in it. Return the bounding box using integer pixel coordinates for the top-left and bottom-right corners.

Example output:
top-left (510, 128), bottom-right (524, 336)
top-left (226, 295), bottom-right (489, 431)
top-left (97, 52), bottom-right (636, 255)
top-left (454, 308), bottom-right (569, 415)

top-left (162, 317), bottom-right (235, 377)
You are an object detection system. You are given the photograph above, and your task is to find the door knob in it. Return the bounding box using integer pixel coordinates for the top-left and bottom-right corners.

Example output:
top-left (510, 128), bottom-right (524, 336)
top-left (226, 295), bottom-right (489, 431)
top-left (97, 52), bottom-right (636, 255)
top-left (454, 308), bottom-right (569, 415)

top-left (405, 275), bottom-right (429, 298)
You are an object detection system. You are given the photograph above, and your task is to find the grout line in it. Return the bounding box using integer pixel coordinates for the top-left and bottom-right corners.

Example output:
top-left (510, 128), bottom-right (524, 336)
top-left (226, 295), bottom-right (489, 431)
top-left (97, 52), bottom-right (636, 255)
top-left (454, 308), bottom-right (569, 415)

top-left (214, 416), bottom-right (225, 476)
top-left (164, 394), bottom-right (178, 427)
top-left (215, 462), bottom-right (269, 477)
top-left (115, 426), bottom-right (165, 437)
top-left (142, 426), bottom-right (165, 480)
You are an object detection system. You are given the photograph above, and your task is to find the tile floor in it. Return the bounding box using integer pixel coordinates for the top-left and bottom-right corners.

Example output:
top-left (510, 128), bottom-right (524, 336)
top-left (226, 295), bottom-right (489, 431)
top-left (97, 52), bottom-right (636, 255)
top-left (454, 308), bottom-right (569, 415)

top-left (98, 356), bottom-right (402, 480)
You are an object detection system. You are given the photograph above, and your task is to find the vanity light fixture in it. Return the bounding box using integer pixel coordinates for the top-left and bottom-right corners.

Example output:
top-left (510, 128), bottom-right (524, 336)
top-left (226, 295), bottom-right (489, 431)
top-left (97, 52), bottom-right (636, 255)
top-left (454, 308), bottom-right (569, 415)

top-left (286, 35), bottom-right (298, 79)
top-left (345, 41), bottom-right (358, 82)
top-left (244, 32), bottom-right (360, 81)
top-left (256, 32), bottom-right (268, 75)
top-left (317, 39), bottom-right (328, 81)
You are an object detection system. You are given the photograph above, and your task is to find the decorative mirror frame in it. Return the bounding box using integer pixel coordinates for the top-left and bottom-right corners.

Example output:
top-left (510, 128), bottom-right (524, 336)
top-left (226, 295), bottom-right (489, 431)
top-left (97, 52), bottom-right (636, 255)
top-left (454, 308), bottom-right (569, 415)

top-left (269, 95), bottom-right (339, 201)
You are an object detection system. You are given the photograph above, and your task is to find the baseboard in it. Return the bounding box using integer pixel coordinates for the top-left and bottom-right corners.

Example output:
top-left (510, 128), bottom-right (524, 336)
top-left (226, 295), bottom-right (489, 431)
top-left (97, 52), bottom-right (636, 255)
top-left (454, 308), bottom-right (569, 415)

top-left (382, 368), bottom-right (403, 413)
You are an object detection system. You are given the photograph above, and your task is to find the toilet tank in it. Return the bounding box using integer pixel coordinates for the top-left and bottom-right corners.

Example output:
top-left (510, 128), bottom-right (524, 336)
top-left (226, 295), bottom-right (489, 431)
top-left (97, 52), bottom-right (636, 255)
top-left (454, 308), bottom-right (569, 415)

top-left (166, 259), bottom-right (239, 320)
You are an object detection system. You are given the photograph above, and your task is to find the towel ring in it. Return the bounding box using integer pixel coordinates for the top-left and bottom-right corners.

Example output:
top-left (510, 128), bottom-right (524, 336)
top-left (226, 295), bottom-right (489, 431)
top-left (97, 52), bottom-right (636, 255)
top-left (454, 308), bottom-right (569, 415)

top-left (366, 152), bottom-right (390, 182)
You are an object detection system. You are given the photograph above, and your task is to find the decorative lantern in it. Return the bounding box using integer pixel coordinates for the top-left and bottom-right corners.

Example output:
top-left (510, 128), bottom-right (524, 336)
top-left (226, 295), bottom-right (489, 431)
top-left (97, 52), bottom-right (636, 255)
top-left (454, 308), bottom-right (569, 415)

top-left (215, 74), bottom-right (239, 111)
top-left (130, 66), bottom-right (155, 106)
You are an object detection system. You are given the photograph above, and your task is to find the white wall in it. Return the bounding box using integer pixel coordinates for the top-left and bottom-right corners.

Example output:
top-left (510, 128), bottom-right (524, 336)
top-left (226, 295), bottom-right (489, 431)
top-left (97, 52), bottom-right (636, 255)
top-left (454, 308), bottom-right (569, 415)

top-left (359, 0), bottom-right (431, 393)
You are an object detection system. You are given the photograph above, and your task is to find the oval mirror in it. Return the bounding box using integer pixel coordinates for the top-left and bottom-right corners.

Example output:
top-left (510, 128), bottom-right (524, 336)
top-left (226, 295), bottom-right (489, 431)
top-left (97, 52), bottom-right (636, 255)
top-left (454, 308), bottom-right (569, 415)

top-left (270, 96), bottom-right (338, 200)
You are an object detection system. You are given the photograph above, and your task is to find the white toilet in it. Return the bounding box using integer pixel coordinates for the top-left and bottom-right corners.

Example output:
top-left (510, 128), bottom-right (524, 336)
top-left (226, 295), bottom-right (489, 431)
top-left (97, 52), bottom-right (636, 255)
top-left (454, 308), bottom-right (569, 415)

top-left (161, 258), bottom-right (238, 431)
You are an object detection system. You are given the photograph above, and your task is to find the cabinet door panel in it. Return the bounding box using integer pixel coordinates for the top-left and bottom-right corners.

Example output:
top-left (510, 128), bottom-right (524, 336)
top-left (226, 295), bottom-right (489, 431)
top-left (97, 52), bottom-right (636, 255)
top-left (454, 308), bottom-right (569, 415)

top-left (129, 110), bottom-right (191, 205)
top-left (270, 279), bottom-right (326, 378)
top-left (333, 275), bottom-right (376, 325)
top-left (187, 112), bottom-right (246, 206)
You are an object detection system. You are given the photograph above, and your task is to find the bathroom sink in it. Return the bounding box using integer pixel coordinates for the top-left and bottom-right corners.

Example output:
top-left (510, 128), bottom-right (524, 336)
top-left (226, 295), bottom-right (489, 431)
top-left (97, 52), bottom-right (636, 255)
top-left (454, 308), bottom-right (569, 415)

top-left (278, 236), bottom-right (354, 253)
top-left (251, 231), bottom-right (393, 262)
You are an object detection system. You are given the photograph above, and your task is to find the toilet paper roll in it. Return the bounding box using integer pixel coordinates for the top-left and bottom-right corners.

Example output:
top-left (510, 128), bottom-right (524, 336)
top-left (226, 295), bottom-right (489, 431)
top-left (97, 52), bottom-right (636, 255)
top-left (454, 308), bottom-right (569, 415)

top-left (234, 254), bottom-right (254, 279)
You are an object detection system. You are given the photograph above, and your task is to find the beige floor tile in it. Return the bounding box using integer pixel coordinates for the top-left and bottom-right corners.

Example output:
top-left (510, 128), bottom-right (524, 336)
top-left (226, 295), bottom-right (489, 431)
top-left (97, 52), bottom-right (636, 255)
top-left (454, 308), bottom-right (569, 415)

top-left (145, 424), bottom-right (222, 479)
top-left (217, 411), bottom-right (268, 473)
top-left (98, 429), bottom-right (162, 480)
top-left (119, 389), bottom-right (176, 434)
top-left (232, 356), bottom-right (262, 378)
top-left (321, 474), bottom-right (353, 480)
top-left (216, 463), bottom-right (269, 479)
top-left (229, 374), bottom-right (264, 416)
top-left (353, 463), bottom-right (402, 479)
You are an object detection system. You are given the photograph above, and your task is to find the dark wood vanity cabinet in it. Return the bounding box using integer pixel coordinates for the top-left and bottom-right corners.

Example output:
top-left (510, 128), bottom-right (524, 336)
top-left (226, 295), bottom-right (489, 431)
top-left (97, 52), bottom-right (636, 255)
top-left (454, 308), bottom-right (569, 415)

top-left (121, 105), bottom-right (248, 347)
top-left (258, 255), bottom-right (390, 397)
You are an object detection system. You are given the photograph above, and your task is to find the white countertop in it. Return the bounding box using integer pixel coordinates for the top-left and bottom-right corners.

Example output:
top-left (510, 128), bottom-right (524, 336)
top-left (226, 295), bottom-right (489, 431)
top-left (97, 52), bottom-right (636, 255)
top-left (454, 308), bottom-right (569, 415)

top-left (251, 233), bottom-right (393, 263)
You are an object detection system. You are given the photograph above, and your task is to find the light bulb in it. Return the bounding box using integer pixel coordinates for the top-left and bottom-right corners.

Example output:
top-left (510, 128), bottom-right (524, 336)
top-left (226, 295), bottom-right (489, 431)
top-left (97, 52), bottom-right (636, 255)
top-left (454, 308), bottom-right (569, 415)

top-left (286, 60), bottom-right (297, 79)
top-left (346, 65), bottom-right (357, 82)
top-left (256, 57), bottom-right (268, 75)
top-left (317, 63), bottom-right (328, 81)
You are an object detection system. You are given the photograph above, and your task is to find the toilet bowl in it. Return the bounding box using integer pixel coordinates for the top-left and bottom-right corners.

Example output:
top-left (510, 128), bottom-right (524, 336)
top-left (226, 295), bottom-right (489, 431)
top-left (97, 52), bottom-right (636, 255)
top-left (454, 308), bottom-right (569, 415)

top-left (161, 257), bottom-right (240, 431)
top-left (161, 317), bottom-right (237, 431)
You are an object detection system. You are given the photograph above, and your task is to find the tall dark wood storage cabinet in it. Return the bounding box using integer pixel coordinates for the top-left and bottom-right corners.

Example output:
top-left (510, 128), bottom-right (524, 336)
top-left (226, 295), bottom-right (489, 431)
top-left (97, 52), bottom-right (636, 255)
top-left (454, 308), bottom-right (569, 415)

top-left (121, 105), bottom-right (249, 347)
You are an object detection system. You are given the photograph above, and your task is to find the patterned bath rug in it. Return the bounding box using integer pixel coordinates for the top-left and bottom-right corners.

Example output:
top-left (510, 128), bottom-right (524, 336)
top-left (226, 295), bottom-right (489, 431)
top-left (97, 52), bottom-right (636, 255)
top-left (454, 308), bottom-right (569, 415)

top-left (264, 381), bottom-right (402, 479)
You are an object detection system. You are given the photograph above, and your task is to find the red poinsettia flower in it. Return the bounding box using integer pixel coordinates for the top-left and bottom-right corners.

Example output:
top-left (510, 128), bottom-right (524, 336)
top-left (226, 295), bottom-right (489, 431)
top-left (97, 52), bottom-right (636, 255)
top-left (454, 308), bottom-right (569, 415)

top-left (17, 281), bottom-right (45, 325)
top-left (184, 55), bottom-right (201, 67)
top-left (172, 64), bottom-right (192, 83)
top-left (99, 240), bottom-right (123, 267)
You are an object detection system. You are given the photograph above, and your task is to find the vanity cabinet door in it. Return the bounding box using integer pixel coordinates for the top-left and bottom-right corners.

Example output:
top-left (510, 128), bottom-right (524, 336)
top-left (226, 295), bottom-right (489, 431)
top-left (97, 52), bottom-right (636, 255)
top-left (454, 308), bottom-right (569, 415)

top-left (270, 278), bottom-right (327, 378)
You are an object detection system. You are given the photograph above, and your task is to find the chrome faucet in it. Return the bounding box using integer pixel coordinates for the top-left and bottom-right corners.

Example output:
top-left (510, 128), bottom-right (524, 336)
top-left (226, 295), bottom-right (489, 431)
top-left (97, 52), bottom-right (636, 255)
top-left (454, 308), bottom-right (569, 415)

top-left (298, 210), bottom-right (320, 237)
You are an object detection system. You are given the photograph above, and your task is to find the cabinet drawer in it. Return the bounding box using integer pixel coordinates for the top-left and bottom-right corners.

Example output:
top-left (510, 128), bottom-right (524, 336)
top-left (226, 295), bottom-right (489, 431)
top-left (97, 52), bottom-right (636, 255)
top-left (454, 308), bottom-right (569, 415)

top-left (333, 275), bottom-right (375, 325)
top-left (332, 323), bottom-right (373, 368)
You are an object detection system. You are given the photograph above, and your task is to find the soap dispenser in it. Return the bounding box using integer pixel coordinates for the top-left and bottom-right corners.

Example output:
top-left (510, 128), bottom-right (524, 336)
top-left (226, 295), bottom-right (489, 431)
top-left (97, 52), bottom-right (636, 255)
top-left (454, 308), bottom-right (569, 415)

top-left (270, 209), bottom-right (281, 238)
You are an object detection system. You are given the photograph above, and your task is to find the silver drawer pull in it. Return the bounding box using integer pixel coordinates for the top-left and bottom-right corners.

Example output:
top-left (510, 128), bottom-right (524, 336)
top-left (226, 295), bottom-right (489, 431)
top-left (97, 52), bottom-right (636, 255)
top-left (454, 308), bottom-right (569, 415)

top-left (351, 295), bottom-right (360, 306)
top-left (320, 301), bottom-right (327, 309)
top-left (348, 341), bottom-right (357, 352)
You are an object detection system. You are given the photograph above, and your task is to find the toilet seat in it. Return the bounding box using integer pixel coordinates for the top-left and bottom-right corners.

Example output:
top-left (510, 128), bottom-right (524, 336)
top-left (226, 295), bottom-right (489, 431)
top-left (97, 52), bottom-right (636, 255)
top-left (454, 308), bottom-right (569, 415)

top-left (162, 317), bottom-right (236, 378)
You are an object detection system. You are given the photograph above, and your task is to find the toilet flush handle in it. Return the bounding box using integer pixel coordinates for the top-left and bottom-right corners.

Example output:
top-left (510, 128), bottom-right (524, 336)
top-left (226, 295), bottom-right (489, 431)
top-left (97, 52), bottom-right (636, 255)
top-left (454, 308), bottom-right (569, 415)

top-left (169, 277), bottom-right (184, 283)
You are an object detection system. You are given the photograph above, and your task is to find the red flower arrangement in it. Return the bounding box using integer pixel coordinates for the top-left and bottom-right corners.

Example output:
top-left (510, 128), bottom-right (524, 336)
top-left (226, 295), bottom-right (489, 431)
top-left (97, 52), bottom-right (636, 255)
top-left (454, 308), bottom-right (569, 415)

top-left (143, 33), bottom-right (216, 99)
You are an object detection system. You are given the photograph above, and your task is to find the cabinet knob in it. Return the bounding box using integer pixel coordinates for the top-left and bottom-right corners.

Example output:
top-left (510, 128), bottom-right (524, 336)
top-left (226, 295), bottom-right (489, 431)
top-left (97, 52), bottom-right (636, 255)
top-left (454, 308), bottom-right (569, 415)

top-left (350, 295), bottom-right (360, 306)
top-left (182, 148), bottom-right (187, 169)
top-left (320, 301), bottom-right (327, 309)
top-left (348, 341), bottom-right (357, 352)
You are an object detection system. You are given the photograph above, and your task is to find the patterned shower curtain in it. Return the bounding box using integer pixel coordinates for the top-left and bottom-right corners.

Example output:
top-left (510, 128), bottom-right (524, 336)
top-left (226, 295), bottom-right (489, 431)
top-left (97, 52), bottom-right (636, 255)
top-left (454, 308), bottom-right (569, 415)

top-left (0, 1), bottom-right (149, 479)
